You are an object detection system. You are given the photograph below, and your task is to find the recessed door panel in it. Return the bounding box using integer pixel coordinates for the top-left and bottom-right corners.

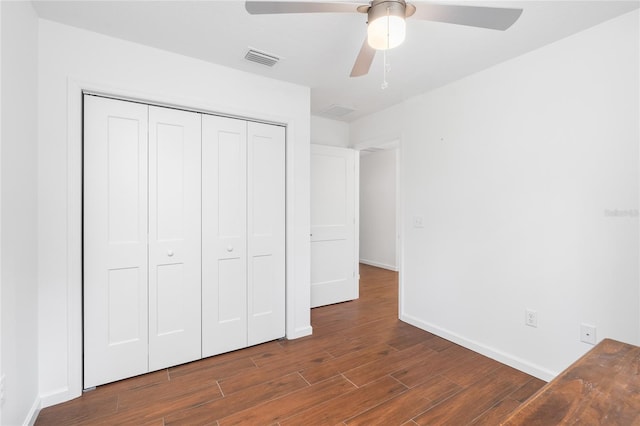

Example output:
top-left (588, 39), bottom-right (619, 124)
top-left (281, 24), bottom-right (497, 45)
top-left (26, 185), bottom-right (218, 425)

top-left (107, 267), bottom-right (143, 345)
top-left (219, 131), bottom-right (245, 236)
top-left (83, 95), bottom-right (149, 388)
top-left (312, 155), bottom-right (348, 226)
top-left (202, 115), bottom-right (248, 357)
top-left (107, 117), bottom-right (143, 244)
top-left (148, 105), bottom-right (201, 371)
top-left (218, 258), bottom-right (245, 322)
top-left (251, 254), bottom-right (274, 316)
top-left (247, 122), bottom-right (285, 346)
top-left (155, 123), bottom-right (185, 241)
top-left (155, 263), bottom-right (186, 336)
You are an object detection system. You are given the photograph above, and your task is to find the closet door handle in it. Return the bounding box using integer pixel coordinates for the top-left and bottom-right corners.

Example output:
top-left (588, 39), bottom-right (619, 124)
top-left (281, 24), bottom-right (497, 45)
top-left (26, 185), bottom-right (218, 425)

top-left (227, 245), bottom-right (234, 252)
top-left (167, 250), bottom-right (174, 257)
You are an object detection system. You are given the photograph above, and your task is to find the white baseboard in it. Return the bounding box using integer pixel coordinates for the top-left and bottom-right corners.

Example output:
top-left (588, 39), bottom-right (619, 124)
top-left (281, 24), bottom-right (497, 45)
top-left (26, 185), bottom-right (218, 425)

top-left (400, 312), bottom-right (557, 382)
top-left (24, 396), bottom-right (41, 426)
top-left (39, 386), bottom-right (78, 409)
top-left (288, 325), bottom-right (313, 340)
top-left (359, 259), bottom-right (398, 271)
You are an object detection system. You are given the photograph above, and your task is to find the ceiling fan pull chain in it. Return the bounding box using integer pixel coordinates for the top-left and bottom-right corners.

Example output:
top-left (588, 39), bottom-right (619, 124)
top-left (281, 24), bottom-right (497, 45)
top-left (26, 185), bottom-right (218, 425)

top-left (381, 49), bottom-right (389, 90)
top-left (381, 7), bottom-right (391, 90)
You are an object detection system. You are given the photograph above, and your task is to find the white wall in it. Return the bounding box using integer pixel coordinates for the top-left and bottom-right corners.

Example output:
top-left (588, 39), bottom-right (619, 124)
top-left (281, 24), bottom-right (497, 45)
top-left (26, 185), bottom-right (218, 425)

top-left (310, 115), bottom-right (350, 148)
top-left (1, 2), bottom-right (40, 424)
top-left (360, 149), bottom-right (397, 271)
top-left (351, 103), bottom-right (403, 149)
top-left (37, 19), bottom-right (311, 407)
top-left (352, 10), bottom-right (639, 381)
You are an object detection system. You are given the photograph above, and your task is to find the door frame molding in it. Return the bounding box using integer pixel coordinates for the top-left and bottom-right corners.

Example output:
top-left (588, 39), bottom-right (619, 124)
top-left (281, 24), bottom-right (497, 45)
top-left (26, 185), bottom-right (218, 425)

top-left (353, 139), bottom-right (404, 320)
top-left (56, 77), bottom-right (309, 406)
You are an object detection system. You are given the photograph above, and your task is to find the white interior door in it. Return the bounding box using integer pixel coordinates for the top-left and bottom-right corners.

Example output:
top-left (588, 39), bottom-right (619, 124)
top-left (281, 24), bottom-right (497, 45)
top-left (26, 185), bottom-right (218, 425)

top-left (148, 106), bottom-right (202, 370)
top-left (202, 115), bottom-right (248, 357)
top-left (83, 96), bottom-right (149, 388)
top-left (310, 144), bottom-right (358, 308)
top-left (247, 122), bottom-right (286, 345)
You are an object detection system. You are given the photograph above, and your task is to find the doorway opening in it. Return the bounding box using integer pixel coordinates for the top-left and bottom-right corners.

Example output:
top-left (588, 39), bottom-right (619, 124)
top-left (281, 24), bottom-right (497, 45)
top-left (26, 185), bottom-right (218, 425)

top-left (356, 139), bottom-right (401, 314)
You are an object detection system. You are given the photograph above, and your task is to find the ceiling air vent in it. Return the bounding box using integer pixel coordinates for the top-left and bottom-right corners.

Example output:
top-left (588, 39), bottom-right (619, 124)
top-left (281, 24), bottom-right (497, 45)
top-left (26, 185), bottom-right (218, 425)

top-left (245, 49), bottom-right (280, 67)
top-left (321, 104), bottom-right (356, 119)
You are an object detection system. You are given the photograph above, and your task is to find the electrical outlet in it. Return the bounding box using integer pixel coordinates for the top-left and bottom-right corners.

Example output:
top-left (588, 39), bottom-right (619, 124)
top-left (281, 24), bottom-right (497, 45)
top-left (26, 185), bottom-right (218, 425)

top-left (525, 309), bottom-right (537, 328)
top-left (581, 324), bottom-right (596, 345)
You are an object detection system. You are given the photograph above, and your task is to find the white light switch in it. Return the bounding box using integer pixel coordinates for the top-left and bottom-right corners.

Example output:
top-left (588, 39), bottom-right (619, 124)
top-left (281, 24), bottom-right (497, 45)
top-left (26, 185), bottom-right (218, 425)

top-left (413, 216), bottom-right (424, 228)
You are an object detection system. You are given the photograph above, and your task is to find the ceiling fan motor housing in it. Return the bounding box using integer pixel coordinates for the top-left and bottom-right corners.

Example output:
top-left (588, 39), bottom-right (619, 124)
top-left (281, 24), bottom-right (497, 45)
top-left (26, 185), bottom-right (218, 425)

top-left (368, 0), bottom-right (404, 20)
top-left (362, 0), bottom-right (416, 20)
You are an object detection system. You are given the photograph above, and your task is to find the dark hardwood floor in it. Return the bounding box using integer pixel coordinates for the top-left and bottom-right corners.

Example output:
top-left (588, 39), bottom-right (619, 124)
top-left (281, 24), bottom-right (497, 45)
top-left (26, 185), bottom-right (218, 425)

top-left (36, 264), bottom-right (545, 425)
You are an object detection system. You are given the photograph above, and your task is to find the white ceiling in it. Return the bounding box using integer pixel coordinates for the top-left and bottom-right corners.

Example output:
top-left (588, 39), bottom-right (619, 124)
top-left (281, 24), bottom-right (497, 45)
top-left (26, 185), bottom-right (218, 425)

top-left (32, 0), bottom-right (639, 122)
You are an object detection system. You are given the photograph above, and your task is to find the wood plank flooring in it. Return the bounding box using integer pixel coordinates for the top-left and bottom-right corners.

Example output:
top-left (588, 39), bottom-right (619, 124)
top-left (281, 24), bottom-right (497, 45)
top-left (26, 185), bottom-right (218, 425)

top-left (36, 264), bottom-right (546, 425)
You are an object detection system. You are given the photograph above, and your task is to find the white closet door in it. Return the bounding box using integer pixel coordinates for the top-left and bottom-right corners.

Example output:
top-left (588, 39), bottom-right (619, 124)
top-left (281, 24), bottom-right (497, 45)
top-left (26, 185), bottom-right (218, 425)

top-left (83, 96), bottom-right (149, 388)
top-left (148, 106), bottom-right (202, 370)
top-left (201, 115), bottom-right (248, 357)
top-left (247, 122), bottom-right (286, 345)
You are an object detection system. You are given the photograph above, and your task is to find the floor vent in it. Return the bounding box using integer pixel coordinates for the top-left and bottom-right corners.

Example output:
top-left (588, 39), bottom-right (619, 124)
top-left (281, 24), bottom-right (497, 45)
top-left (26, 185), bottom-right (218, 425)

top-left (245, 49), bottom-right (280, 67)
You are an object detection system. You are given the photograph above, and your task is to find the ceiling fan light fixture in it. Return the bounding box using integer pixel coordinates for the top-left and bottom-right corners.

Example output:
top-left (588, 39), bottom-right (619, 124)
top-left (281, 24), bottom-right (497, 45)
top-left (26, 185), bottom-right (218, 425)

top-left (367, 0), bottom-right (406, 50)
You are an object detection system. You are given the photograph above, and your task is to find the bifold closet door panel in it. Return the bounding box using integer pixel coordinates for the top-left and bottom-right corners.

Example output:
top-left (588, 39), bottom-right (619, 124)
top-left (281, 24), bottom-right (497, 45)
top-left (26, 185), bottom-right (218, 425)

top-left (148, 106), bottom-right (202, 370)
top-left (202, 115), bottom-right (248, 357)
top-left (83, 96), bottom-right (149, 388)
top-left (247, 122), bottom-right (286, 345)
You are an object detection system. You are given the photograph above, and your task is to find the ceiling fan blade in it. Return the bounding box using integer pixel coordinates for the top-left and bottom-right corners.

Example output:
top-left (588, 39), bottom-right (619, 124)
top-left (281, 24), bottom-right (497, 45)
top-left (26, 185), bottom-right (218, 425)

top-left (411, 3), bottom-right (523, 31)
top-left (350, 37), bottom-right (376, 77)
top-left (246, 1), bottom-right (362, 15)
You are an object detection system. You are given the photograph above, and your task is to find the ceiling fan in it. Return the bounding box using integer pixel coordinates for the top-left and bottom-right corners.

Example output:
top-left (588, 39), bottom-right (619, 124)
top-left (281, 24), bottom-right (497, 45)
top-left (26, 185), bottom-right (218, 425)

top-left (245, 1), bottom-right (523, 77)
